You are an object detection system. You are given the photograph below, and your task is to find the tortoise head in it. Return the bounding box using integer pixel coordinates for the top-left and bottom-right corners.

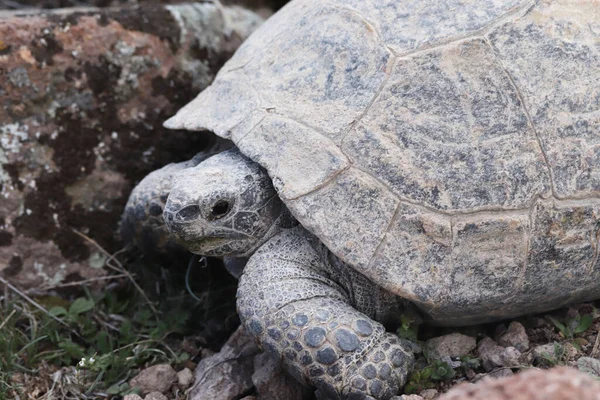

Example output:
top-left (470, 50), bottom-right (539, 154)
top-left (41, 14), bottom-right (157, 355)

top-left (163, 149), bottom-right (286, 257)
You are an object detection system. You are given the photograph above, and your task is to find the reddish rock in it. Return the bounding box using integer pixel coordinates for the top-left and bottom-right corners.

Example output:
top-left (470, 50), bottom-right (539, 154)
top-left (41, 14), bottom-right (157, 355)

top-left (439, 367), bottom-right (600, 400)
top-left (0, 3), bottom-right (264, 289)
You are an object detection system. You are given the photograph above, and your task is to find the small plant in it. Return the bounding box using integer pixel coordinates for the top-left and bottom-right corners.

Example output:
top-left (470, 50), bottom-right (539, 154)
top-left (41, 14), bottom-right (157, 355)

top-left (404, 360), bottom-right (455, 393)
top-left (459, 355), bottom-right (481, 371)
top-left (547, 312), bottom-right (594, 340)
top-left (405, 365), bottom-right (436, 393)
top-left (430, 359), bottom-right (455, 380)
top-left (540, 343), bottom-right (565, 367)
top-left (547, 311), bottom-right (596, 351)
top-left (397, 315), bottom-right (420, 342)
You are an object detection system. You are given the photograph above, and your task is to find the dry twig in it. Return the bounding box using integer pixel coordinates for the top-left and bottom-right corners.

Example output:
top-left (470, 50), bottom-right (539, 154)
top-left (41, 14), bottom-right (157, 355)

top-left (71, 228), bottom-right (159, 317)
top-left (0, 276), bottom-right (83, 339)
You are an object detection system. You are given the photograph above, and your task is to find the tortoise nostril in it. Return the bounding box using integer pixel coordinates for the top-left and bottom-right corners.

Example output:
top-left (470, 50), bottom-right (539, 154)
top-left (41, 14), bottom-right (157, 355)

top-left (176, 205), bottom-right (201, 221)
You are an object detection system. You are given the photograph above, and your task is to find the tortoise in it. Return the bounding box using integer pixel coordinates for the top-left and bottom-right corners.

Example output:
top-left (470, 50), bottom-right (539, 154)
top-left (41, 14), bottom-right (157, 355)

top-left (123, 0), bottom-right (600, 398)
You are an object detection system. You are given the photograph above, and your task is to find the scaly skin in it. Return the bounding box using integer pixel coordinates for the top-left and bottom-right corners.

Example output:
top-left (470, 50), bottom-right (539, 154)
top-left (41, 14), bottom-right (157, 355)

top-left (126, 150), bottom-right (417, 399)
top-left (237, 227), bottom-right (415, 399)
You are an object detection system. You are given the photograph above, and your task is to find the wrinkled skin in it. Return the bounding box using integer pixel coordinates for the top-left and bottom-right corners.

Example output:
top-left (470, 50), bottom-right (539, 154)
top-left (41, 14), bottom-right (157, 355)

top-left (124, 149), bottom-right (415, 399)
top-left (163, 150), bottom-right (285, 257)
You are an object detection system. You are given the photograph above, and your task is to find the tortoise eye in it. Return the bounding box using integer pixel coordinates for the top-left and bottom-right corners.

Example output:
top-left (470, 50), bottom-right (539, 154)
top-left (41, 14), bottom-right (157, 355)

top-left (209, 200), bottom-right (231, 220)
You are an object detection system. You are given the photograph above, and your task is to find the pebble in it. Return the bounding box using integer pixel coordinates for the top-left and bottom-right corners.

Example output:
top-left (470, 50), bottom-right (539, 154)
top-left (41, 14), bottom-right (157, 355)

top-left (420, 389), bottom-right (438, 399)
top-left (124, 395), bottom-right (143, 400)
top-left (477, 338), bottom-right (521, 371)
top-left (498, 322), bottom-right (529, 352)
top-left (145, 393), bottom-right (168, 400)
top-left (425, 333), bottom-right (477, 360)
top-left (177, 367), bottom-right (194, 388)
top-left (129, 364), bottom-right (177, 395)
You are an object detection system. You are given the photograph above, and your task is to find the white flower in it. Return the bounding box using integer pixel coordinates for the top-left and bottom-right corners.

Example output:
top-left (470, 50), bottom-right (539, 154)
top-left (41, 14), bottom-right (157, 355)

top-left (78, 358), bottom-right (86, 367)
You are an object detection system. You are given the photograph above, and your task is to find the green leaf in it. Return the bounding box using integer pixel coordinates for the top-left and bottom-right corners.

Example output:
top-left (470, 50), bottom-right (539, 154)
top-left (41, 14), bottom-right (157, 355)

top-left (420, 366), bottom-right (432, 380)
top-left (49, 306), bottom-right (68, 317)
top-left (69, 298), bottom-right (95, 315)
top-left (59, 340), bottom-right (85, 360)
top-left (574, 314), bottom-right (594, 334)
top-left (430, 361), bottom-right (455, 381)
top-left (106, 382), bottom-right (130, 395)
top-left (95, 331), bottom-right (111, 354)
top-left (177, 352), bottom-right (190, 363)
top-left (547, 316), bottom-right (568, 336)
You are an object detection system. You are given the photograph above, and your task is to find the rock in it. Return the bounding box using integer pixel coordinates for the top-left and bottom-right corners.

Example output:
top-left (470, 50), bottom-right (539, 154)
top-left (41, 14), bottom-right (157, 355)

top-left (487, 368), bottom-right (514, 379)
top-left (124, 395), bottom-right (143, 400)
top-left (438, 367), bottom-right (600, 400)
top-left (129, 364), bottom-right (177, 395)
top-left (240, 397), bottom-right (258, 400)
top-left (177, 367), bottom-right (194, 389)
top-left (252, 352), bottom-right (310, 400)
top-left (396, 395), bottom-right (424, 400)
top-left (500, 347), bottom-right (521, 367)
top-left (425, 333), bottom-right (477, 360)
top-left (188, 326), bottom-right (260, 400)
top-left (533, 343), bottom-right (562, 366)
top-left (420, 389), bottom-right (438, 399)
top-left (144, 393), bottom-right (168, 400)
top-left (0, 3), bottom-right (265, 290)
top-left (563, 342), bottom-right (578, 361)
top-left (477, 338), bottom-right (521, 371)
top-left (498, 322), bottom-right (529, 352)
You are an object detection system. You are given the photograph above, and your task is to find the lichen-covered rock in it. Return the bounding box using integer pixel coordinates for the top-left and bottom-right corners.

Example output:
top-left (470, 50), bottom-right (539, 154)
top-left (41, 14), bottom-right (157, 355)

top-left (439, 367), bottom-right (600, 400)
top-left (0, 3), bottom-right (264, 289)
top-left (129, 364), bottom-right (177, 395)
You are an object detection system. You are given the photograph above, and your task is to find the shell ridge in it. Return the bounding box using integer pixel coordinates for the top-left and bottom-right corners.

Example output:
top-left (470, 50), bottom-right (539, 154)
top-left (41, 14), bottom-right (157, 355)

top-left (384, 0), bottom-right (536, 59)
top-left (482, 37), bottom-right (557, 199)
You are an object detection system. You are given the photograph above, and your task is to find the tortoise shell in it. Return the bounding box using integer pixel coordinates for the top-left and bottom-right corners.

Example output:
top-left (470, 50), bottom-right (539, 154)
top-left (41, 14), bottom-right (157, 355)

top-left (165, 0), bottom-right (600, 324)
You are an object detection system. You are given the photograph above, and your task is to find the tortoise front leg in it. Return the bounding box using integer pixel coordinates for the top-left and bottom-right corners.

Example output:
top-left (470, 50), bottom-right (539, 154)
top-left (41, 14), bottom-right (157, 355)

top-left (237, 228), bottom-right (415, 399)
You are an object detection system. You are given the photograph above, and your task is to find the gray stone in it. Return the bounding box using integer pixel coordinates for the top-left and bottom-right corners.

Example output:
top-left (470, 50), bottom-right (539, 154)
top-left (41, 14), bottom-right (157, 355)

top-left (189, 327), bottom-right (260, 400)
top-left (477, 338), bottom-right (521, 372)
top-left (129, 364), bottom-right (177, 396)
top-left (425, 333), bottom-right (477, 360)
top-left (498, 322), bottom-right (529, 352)
top-left (124, 395), bottom-right (143, 400)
